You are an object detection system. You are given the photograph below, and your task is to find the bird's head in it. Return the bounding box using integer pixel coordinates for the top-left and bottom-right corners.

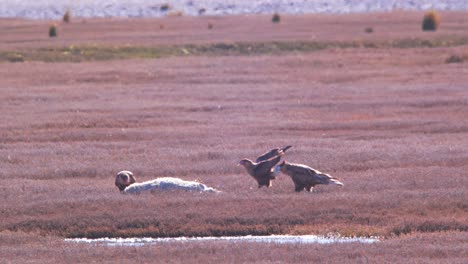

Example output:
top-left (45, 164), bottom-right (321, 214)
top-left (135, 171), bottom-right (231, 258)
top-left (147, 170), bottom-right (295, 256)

top-left (278, 161), bottom-right (288, 172)
top-left (238, 159), bottom-right (253, 168)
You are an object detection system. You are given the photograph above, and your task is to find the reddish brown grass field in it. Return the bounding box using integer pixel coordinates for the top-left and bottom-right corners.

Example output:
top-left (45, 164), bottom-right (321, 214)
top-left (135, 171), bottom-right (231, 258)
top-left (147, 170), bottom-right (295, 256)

top-left (0, 12), bottom-right (467, 263)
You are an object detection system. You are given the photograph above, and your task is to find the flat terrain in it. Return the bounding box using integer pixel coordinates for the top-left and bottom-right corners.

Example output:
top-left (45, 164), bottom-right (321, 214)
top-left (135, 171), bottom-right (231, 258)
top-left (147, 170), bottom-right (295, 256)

top-left (0, 12), bottom-right (467, 263)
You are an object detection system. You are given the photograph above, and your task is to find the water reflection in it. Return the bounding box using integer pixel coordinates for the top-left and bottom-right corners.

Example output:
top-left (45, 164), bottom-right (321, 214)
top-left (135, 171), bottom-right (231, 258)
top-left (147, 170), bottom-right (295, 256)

top-left (66, 235), bottom-right (379, 246)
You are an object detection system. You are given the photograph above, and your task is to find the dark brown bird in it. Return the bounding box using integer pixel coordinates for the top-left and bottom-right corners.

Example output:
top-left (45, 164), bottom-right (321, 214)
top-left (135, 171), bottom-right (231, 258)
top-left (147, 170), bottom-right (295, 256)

top-left (115, 170), bottom-right (136, 191)
top-left (239, 152), bottom-right (284, 188)
top-left (278, 161), bottom-right (343, 192)
top-left (256, 145), bottom-right (292, 162)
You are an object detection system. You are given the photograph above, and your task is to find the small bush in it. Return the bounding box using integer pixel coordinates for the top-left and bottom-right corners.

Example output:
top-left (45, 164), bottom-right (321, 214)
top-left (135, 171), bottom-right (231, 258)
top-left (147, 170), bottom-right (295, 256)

top-left (208, 23), bottom-right (213, 30)
top-left (272, 13), bottom-right (280, 23)
top-left (198, 8), bottom-right (206, 15)
top-left (63, 9), bottom-right (70, 23)
top-left (167, 11), bottom-right (183, 17)
top-left (7, 53), bottom-right (24, 62)
top-left (364, 27), bottom-right (373, 33)
top-left (422, 10), bottom-right (440, 31)
top-left (49, 24), bottom-right (57, 37)
top-left (445, 54), bottom-right (463, 64)
top-left (160, 4), bottom-right (171, 12)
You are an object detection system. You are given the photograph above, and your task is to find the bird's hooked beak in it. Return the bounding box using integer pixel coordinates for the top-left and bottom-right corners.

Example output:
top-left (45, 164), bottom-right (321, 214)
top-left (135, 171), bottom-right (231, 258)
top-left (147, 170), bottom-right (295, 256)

top-left (238, 160), bottom-right (247, 167)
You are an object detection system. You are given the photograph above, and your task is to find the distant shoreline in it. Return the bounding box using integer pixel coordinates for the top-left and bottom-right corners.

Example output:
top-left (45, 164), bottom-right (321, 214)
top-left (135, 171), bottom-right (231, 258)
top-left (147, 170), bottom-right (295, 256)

top-left (1, 0), bottom-right (468, 19)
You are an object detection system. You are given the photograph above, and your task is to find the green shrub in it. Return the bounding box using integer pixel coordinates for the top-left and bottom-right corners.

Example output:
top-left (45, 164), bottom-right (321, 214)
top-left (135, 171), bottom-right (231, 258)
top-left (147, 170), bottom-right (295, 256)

top-left (445, 54), bottom-right (463, 64)
top-left (272, 13), bottom-right (280, 23)
top-left (49, 24), bottom-right (57, 37)
top-left (63, 9), bottom-right (70, 23)
top-left (7, 53), bottom-right (24, 62)
top-left (160, 3), bottom-right (171, 12)
top-left (422, 11), bottom-right (440, 31)
top-left (167, 11), bottom-right (183, 17)
top-left (364, 27), bottom-right (374, 33)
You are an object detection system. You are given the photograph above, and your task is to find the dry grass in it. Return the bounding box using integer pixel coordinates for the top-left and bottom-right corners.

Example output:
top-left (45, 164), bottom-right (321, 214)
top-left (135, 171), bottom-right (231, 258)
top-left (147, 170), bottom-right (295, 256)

top-left (1, 231), bottom-right (467, 263)
top-left (1, 51), bottom-right (466, 261)
top-left (0, 12), bottom-right (467, 263)
top-left (2, 36), bottom-right (468, 63)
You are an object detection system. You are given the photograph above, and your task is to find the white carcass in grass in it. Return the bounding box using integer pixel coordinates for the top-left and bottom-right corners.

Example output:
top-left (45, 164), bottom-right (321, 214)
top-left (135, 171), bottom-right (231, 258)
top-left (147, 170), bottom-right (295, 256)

top-left (115, 170), bottom-right (219, 194)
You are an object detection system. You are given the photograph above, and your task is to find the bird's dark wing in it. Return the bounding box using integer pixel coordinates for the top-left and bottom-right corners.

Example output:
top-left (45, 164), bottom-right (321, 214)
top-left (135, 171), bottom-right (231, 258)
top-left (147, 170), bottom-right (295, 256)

top-left (256, 145), bottom-right (291, 162)
top-left (255, 148), bottom-right (280, 163)
top-left (254, 155), bottom-right (282, 176)
top-left (285, 164), bottom-right (315, 177)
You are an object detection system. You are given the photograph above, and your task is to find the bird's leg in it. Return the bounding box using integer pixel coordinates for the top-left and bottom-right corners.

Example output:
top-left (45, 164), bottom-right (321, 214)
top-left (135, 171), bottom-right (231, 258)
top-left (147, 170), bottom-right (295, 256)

top-left (306, 186), bottom-right (314, 192)
top-left (294, 183), bottom-right (303, 192)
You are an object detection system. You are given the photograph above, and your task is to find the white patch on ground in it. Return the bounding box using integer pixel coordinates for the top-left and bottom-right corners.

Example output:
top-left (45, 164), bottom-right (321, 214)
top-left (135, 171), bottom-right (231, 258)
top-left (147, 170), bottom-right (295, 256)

top-left (65, 235), bottom-right (379, 246)
top-left (1, 0), bottom-right (468, 19)
top-left (123, 177), bottom-right (219, 194)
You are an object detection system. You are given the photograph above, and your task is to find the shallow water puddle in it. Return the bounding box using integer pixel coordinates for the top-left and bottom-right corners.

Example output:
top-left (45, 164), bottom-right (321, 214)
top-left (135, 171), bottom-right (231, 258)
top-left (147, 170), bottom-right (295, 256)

top-left (65, 235), bottom-right (379, 246)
